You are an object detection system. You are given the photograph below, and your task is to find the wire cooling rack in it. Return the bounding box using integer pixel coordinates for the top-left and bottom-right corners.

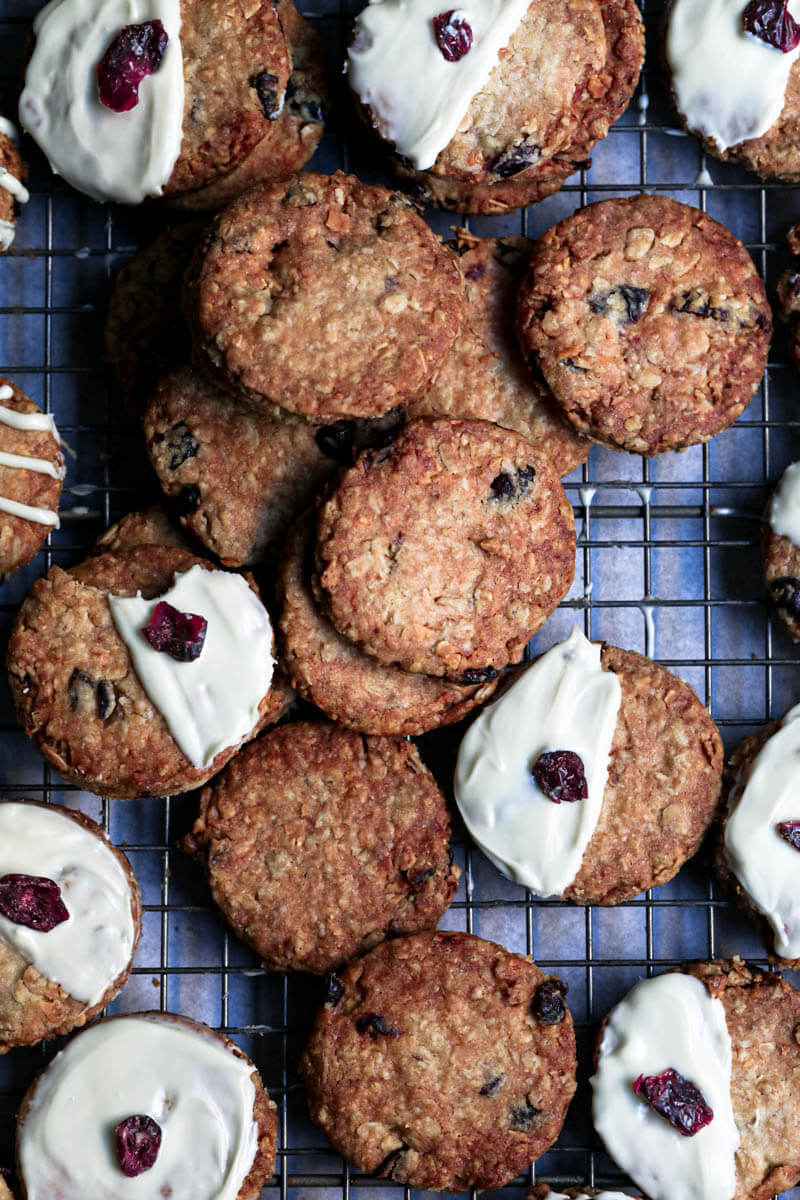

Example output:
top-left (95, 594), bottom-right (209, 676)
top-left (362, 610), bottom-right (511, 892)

top-left (2, 0), bottom-right (800, 1194)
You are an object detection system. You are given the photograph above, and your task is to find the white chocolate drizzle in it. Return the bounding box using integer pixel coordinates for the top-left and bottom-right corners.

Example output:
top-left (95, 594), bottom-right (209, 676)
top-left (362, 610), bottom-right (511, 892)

top-left (0, 117), bottom-right (19, 142)
top-left (348, 0), bottom-right (531, 169)
top-left (0, 450), bottom-right (63, 478)
top-left (768, 459), bottom-right (800, 547)
top-left (591, 973), bottom-right (739, 1200)
top-left (109, 564), bottom-right (274, 768)
top-left (454, 627), bottom-right (622, 896)
top-left (18, 1015), bottom-right (259, 1200)
top-left (19, 0), bottom-right (184, 204)
top-left (0, 218), bottom-right (14, 251)
top-left (0, 394), bottom-right (63, 527)
top-left (724, 702), bottom-right (800, 959)
top-left (0, 166), bottom-right (29, 204)
top-left (667, 0), bottom-right (800, 152)
top-left (0, 802), bottom-right (136, 1005)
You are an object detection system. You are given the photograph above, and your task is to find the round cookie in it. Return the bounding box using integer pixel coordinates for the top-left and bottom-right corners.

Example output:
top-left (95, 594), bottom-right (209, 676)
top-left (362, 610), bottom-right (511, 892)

top-left (776, 221), bottom-right (800, 370)
top-left (351, 0), bottom-right (643, 215)
top-left (0, 377), bottom-right (65, 581)
top-left (105, 223), bottom-right (204, 415)
top-left (316, 418), bottom-right (576, 681)
top-left (20, 0), bottom-right (291, 205)
top-left (516, 195), bottom-right (772, 456)
top-left (277, 511), bottom-right (497, 734)
top-left (409, 232), bottom-right (590, 477)
top-left (7, 545), bottom-right (276, 800)
top-left (300, 930), bottom-right (577, 1191)
top-left (168, 0), bottom-right (326, 212)
top-left (185, 171), bottom-right (464, 420)
top-left (15, 1010), bottom-right (277, 1199)
top-left (0, 113), bottom-right (28, 252)
top-left (455, 630), bottom-right (724, 904)
top-left (762, 460), bottom-right (800, 640)
top-left (182, 720), bottom-right (459, 973)
top-left (0, 799), bottom-right (141, 1052)
top-left (592, 959), bottom-right (800, 1200)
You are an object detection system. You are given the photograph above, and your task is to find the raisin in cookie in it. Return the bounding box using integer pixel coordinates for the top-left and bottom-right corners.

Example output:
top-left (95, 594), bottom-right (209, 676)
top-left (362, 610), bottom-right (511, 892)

top-left (0, 377), bottom-right (65, 580)
top-left (0, 799), bottom-right (140, 1052)
top-left (316, 418), bottom-right (576, 681)
top-left (301, 930), bottom-right (577, 1191)
top-left (185, 171), bottom-right (464, 420)
top-left (183, 720), bottom-right (459, 973)
top-left (516, 194), bottom-right (771, 455)
top-left (409, 232), bottom-right (590, 477)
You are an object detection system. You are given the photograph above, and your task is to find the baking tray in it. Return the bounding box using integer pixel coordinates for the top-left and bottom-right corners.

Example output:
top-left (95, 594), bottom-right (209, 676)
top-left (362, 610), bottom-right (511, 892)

top-left (2, 0), bottom-right (800, 1193)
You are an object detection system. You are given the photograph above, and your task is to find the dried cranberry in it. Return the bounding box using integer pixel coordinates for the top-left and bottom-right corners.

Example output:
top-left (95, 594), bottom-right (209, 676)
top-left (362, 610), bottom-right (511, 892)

top-left (142, 600), bottom-right (207, 662)
top-left (490, 464), bottom-right (535, 502)
top-left (459, 666), bottom-right (500, 685)
top-left (432, 10), bottom-right (473, 61)
top-left (532, 978), bottom-right (568, 1024)
top-left (777, 820), bottom-right (800, 850)
top-left (356, 1012), bottom-right (400, 1039)
top-left (633, 1068), bottom-right (713, 1136)
top-left (532, 750), bottom-right (588, 804)
top-left (492, 140), bottom-right (540, 178)
top-left (115, 1115), bottom-right (162, 1177)
top-left (97, 21), bottom-right (169, 113)
top-left (770, 576), bottom-right (800, 620)
top-left (0, 874), bottom-right (69, 931)
top-left (509, 1099), bottom-right (541, 1130)
top-left (479, 1073), bottom-right (505, 1096)
top-left (743, 0), bottom-right (800, 52)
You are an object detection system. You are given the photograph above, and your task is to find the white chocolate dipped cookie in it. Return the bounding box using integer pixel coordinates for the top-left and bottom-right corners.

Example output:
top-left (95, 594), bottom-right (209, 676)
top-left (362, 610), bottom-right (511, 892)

top-left (16, 1011), bottom-right (277, 1200)
top-left (763, 459), bottom-right (800, 639)
top-left (0, 378), bottom-right (65, 581)
top-left (454, 628), bottom-right (724, 903)
top-left (0, 799), bottom-right (140, 1052)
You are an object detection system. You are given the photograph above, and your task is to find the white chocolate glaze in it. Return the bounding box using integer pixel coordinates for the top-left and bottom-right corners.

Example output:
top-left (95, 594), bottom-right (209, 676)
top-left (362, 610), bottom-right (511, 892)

top-left (547, 1193), bottom-right (634, 1200)
top-left (0, 166), bottom-right (29, 204)
top-left (0, 399), bottom-right (59, 437)
top-left (18, 1015), bottom-right (259, 1200)
top-left (454, 628), bottom-right (621, 896)
top-left (0, 450), bottom-right (63, 478)
top-left (0, 117), bottom-right (19, 142)
top-left (0, 397), bottom-right (63, 527)
top-left (768, 459), bottom-right (800, 547)
top-left (591, 973), bottom-right (739, 1200)
top-left (0, 218), bottom-right (14, 250)
top-left (348, 0), bottom-right (531, 169)
top-left (109, 564), bottom-right (274, 768)
top-left (724, 702), bottom-right (800, 959)
top-left (667, 0), bottom-right (800, 152)
top-left (0, 802), bottom-right (136, 1005)
top-left (19, 0), bottom-right (184, 204)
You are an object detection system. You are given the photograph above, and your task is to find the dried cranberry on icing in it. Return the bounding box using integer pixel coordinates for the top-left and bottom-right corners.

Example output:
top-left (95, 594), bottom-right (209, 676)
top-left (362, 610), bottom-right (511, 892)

top-left (777, 820), bottom-right (800, 850)
top-left (115, 1115), bottom-right (162, 1177)
top-left (0, 874), bottom-right (69, 931)
top-left (532, 750), bottom-right (588, 804)
top-left (633, 1068), bottom-right (713, 1136)
top-left (97, 20), bottom-right (169, 113)
top-left (142, 600), bottom-right (207, 662)
top-left (432, 10), bottom-right (473, 61)
top-left (742, 0), bottom-right (800, 52)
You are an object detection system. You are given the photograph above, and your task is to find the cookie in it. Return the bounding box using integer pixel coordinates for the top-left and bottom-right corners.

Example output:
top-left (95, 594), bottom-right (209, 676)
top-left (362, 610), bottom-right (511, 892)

top-left (277, 511), bottom-right (497, 734)
top-left (16, 1010), bottom-right (277, 1199)
top-left (665, 0), bottom-right (800, 183)
top-left (516, 194), bottom-right (772, 455)
top-left (409, 232), bottom-right (590, 477)
top-left (592, 958), bottom-right (800, 1200)
top-left (0, 1174), bottom-right (12, 1200)
top-left (167, 0), bottom-right (326, 212)
top-left (0, 799), bottom-right (141, 1052)
top-left (0, 377), bottom-right (65, 580)
top-left (717, 706), bottom-right (800, 968)
top-left (185, 171), bottom-right (464, 420)
top-left (182, 720), bottom-right (459, 973)
top-left (0, 113), bottom-right (28, 252)
top-left (455, 628), bottom-right (724, 904)
top-left (349, 0), bottom-right (643, 215)
top-left (316, 418), bottom-right (576, 681)
top-left (301, 930), bottom-right (577, 1191)
top-left (7, 545), bottom-right (276, 800)
top-left (531, 1189), bottom-right (639, 1200)
top-left (762, 459), bottom-right (800, 639)
top-left (20, 0), bottom-right (291, 205)
top-left (776, 220), bottom-right (800, 369)
top-left (105, 223), bottom-right (204, 415)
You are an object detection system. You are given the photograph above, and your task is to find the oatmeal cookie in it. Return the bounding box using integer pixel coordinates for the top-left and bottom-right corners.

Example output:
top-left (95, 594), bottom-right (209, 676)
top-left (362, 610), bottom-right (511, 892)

top-left (277, 512), bottom-right (497, 734)
top-left (7, 545), bottom-right (276, 800)
top-left (300, 930), bottom-right (577, 1191)
top-left (316, 418), bottom-right (576, 681)
top-left (516, 194), bottom-right (771, 455)
top-left (185, 171), bottom-right (464, 420)
top-left (410, 232), bottom-right (590, 476)
top-left (0, 112), bottom-right (27, 252)
top-left (0, 377), bottom-right (65, 581)
top-left (16, 1011), bottom-right (277, 1200)
top-left (776, 221), bottom-right (800, 369)
top-left (0, 799), bottom-right (141, 1053)
top-left (182, 721), bottom-right (459, 973)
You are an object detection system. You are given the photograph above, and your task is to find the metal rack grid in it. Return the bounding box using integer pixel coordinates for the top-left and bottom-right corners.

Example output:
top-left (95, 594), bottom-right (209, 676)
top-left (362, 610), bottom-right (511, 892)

top-left (1, 0), bottom-right (800, 1194)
